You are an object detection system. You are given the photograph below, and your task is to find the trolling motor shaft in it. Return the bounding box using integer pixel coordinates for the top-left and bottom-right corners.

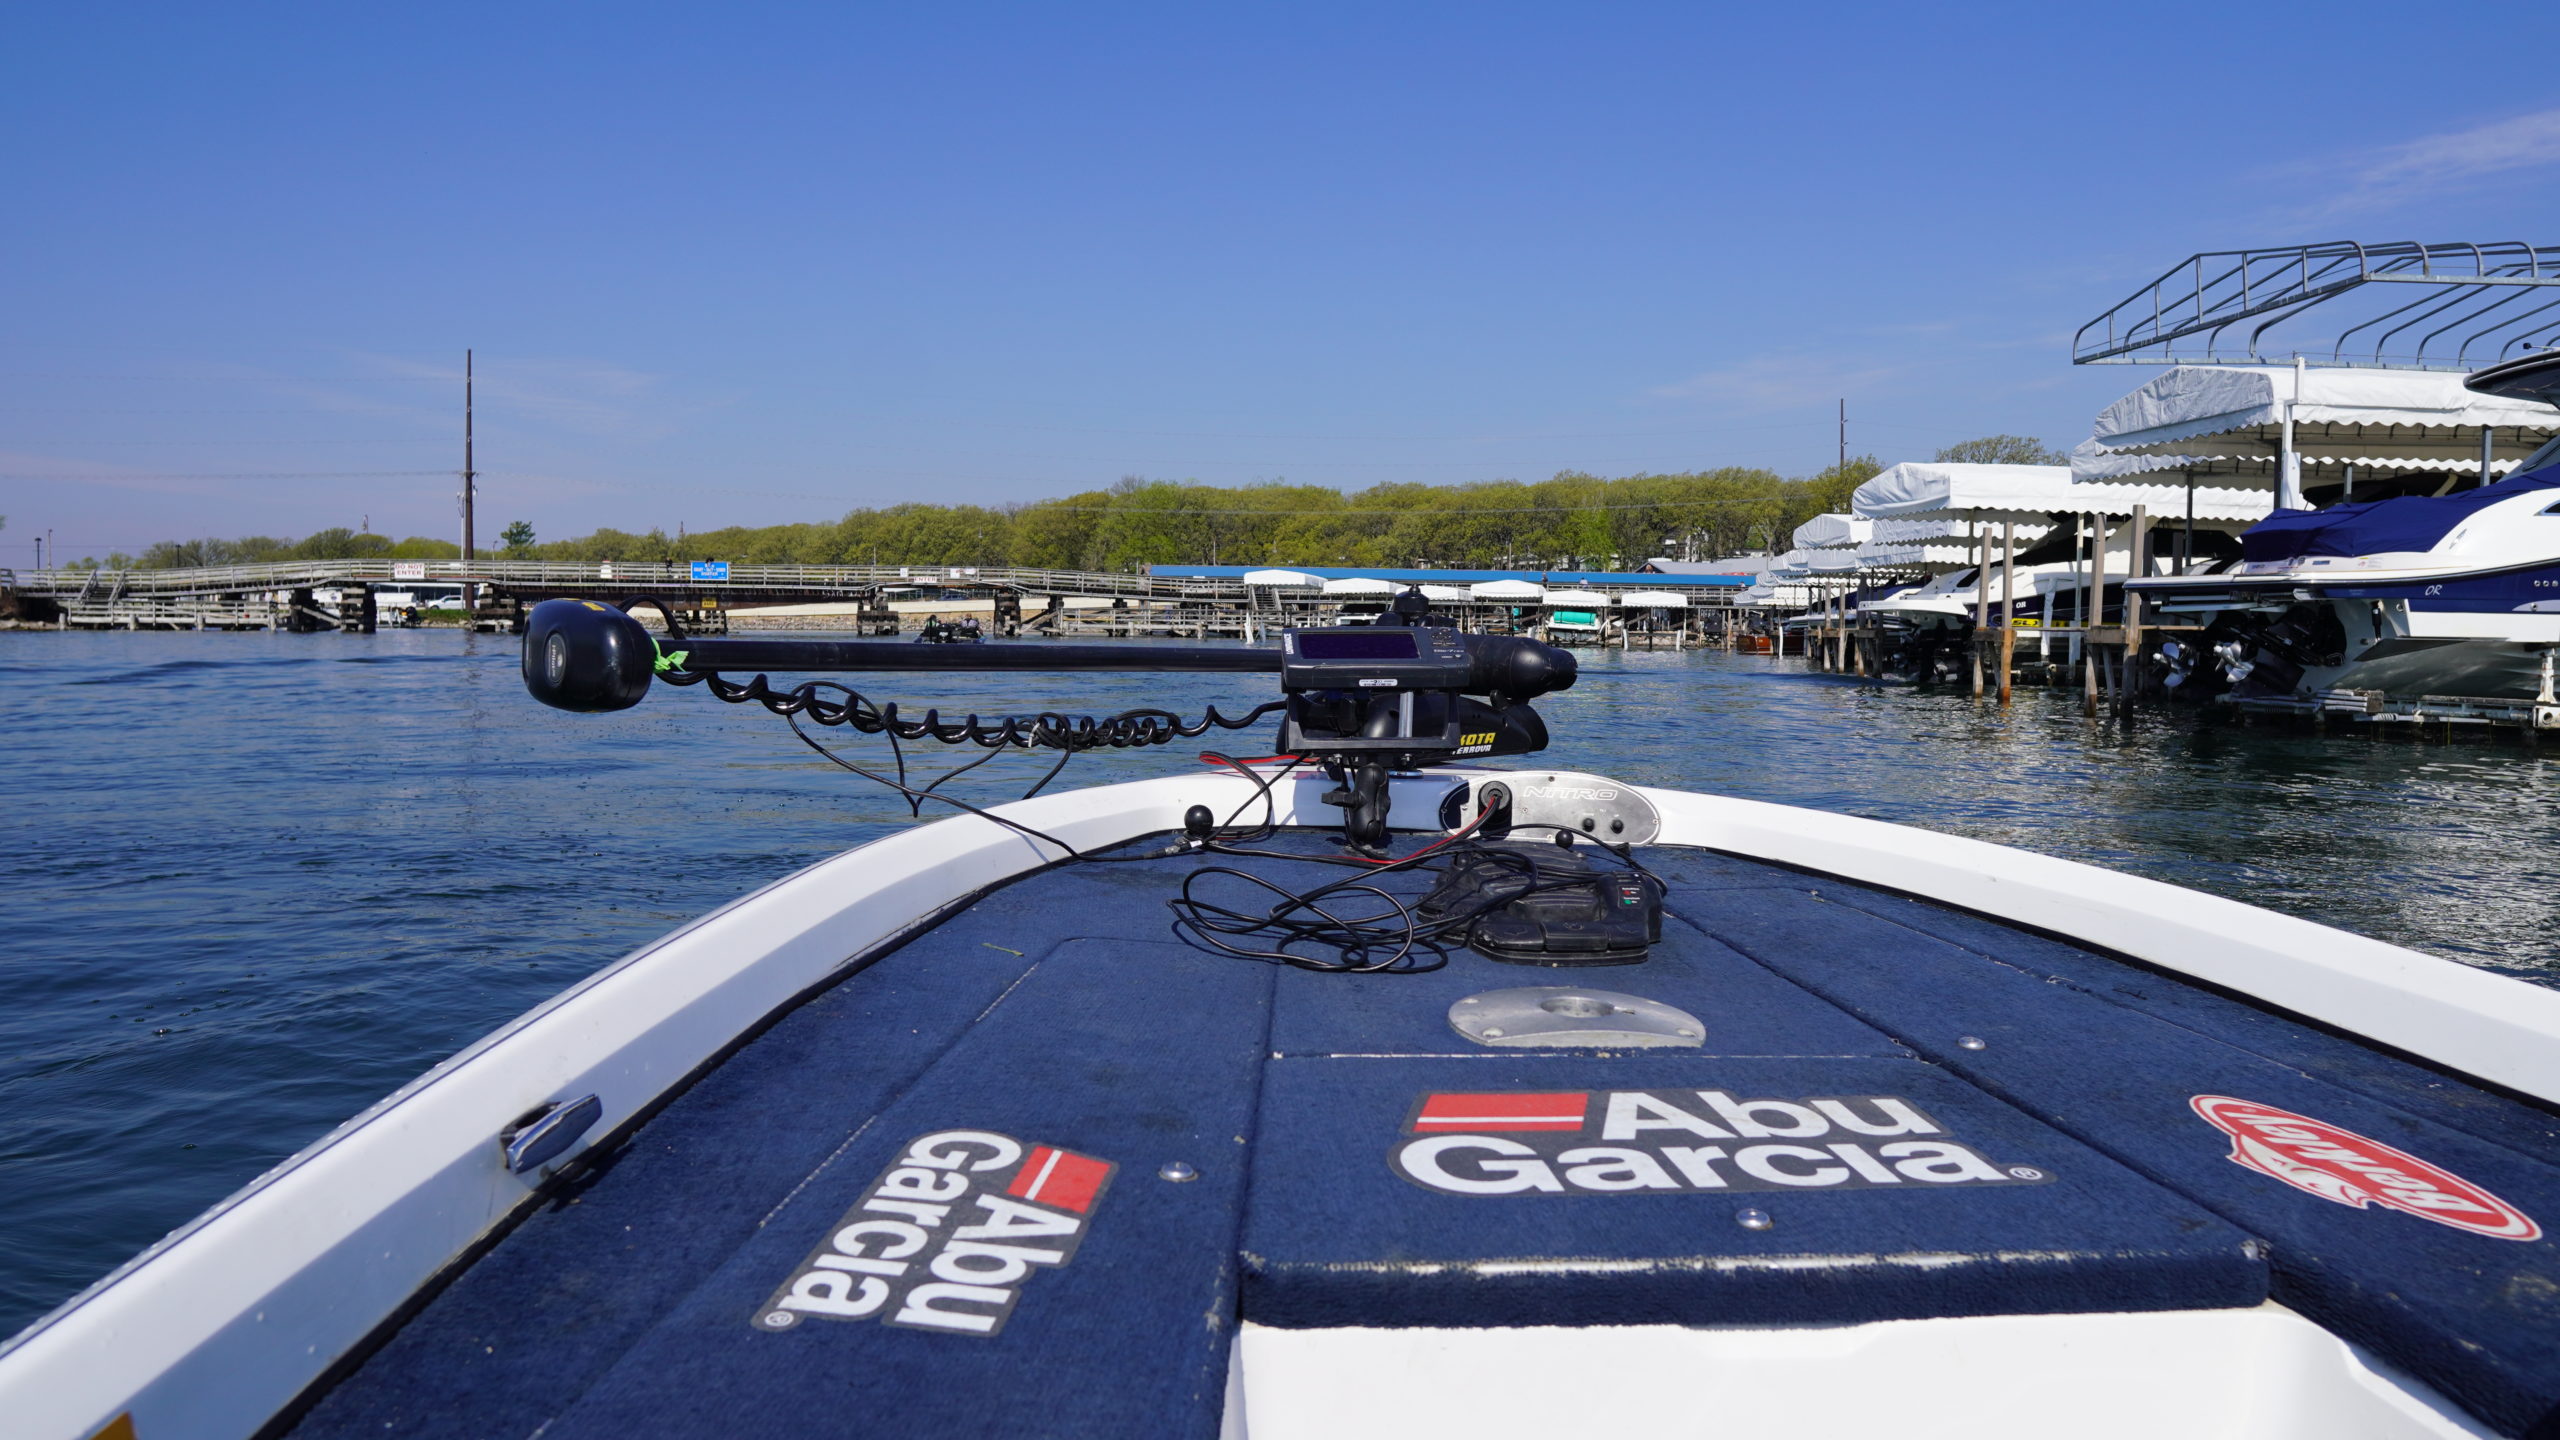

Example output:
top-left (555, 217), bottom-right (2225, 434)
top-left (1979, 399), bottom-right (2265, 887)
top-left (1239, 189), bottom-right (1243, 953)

top-left (520, 595), bottom-right (1577, 850)
top-left (522, 599), bottom-right (1286, 711)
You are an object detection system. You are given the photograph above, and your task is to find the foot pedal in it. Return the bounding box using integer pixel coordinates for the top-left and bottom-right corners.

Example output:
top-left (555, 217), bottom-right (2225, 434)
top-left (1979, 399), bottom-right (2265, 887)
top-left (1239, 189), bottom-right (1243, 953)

top-left (1416, 839), bottom-right (1664, 966)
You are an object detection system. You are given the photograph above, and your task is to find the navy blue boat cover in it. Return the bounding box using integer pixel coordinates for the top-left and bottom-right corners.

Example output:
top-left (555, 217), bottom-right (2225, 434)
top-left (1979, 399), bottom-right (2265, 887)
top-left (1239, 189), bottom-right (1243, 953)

top-left (283, 839), bottom-right (2560, 1440)
top-left (2240, 464), bottom-right (2560, 563)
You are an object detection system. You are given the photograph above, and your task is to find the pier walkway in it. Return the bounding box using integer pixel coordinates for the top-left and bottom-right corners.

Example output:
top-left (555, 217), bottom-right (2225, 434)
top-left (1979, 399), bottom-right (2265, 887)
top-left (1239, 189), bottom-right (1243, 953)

top-left (0, 561), bottom-right (1240, 633)
top-left (0, 560), bottom-right (1738, 642)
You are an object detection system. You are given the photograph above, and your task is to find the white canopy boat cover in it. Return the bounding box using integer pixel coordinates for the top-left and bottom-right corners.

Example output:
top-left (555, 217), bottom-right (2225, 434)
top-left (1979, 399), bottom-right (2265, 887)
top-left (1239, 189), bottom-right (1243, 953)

top-left (1806, 551), bottom-right (1860, 574)
top-left (1541, 589), bottom-right (1611, 607)
top-left (1857, 516), bottom-right (2057, 573)
top-left (1857, 542), bottom-right (1950, 569)
top-left (1742, 580), bottom-right (1816, 608)
top-left (1241, 569), bottom-right (1323, 587)
top-left (1617, 590), bottom-right (1690, 608)
top-left (1855, 462), bottom-right (2246, 526)
top-left (2089, 364), bottom-right (2559, 462)
top-left (1873, 516), bottom-right (2052, 543)
top-left (1319, 576), bottom-right (1397, 596)
top-left (1417, 584), bottom-right (1472, 603)
top-left (1791, 513), bottom-right (1871, 550)
top-left (2070, 438), bottom-right (2511, 500)
top-left (1467, 579), bottom-right (1546, 601)
top-left (1765, 549), bottom-right (1814, 580)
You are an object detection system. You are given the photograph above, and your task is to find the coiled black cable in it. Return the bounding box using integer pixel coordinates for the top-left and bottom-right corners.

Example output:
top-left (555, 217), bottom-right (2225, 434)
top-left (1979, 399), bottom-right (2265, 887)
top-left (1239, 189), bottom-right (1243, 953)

top-left (662, 665), bottom-right (1288, 860)
top-left (664, 667), bottom-right (1284, 753)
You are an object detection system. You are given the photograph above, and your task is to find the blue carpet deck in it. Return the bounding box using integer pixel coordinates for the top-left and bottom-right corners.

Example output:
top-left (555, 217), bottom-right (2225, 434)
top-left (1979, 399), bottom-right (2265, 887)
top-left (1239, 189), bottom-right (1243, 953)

top-left (282, 832), bottom-right (2560, 1440)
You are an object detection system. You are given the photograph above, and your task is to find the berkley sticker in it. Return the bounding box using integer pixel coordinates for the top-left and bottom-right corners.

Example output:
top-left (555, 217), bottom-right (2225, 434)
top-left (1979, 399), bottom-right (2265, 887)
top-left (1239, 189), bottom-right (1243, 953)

top-left (1391, 1089), bottom-right (2050, 1196)
top-left (2191, 1096), bottom-right (2541, 1242)
top-left (755, 1130), bottom-right (1116, 1336)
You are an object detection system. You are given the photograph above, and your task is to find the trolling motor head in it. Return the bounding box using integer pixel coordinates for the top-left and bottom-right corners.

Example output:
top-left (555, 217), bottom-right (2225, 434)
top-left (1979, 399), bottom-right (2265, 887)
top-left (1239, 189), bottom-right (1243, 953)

top-left (1271, 588), bottom-right (1573, 851)
top-left (523, 599), bottom-right (657, 712)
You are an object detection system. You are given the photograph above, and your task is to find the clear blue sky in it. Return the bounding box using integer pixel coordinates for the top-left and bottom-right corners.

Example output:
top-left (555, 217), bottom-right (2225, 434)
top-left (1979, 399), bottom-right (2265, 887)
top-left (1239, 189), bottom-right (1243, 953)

top-left (7, 3), bottom-right (2560, 561)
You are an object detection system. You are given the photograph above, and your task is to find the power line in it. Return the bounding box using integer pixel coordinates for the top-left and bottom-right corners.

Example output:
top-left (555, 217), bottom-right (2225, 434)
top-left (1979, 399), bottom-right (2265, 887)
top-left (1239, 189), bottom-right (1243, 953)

top-left (1, 439), bottom-right (451, 446)
top-left (0, 373), bottom-right (456, 382)
top-left (0, 469), bottom-right (455, 481)
top-left (0, 408), bottom-right (444, 416)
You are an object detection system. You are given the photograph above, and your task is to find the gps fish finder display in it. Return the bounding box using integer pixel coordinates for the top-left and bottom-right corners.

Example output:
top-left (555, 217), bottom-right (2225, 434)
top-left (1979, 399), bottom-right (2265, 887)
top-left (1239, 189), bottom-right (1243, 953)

top-left (1294, 630), bottom-right (1419, 660)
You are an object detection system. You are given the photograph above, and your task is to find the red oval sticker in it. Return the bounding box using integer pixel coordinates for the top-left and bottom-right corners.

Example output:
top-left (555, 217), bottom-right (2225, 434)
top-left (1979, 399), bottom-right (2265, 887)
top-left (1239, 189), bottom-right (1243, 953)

top-left (2191, 1096), bottom-right (2540, 1242)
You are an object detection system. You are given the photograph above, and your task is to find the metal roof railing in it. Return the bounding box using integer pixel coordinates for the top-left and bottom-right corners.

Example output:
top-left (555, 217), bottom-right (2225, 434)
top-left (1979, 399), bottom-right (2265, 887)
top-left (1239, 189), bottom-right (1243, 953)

top-left (2073, 241), bottom-right (2560, 371)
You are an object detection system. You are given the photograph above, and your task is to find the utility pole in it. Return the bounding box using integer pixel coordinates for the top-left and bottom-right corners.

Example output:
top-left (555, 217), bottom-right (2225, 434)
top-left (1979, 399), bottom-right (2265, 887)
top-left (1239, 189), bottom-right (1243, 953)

top-left (460, 349), bottom-right (476, 612)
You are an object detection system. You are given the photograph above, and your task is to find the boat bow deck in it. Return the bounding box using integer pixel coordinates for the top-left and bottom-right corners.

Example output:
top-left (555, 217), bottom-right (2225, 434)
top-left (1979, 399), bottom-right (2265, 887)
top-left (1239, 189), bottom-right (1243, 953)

top-left (272, 833), bottom-right (2560, 1439)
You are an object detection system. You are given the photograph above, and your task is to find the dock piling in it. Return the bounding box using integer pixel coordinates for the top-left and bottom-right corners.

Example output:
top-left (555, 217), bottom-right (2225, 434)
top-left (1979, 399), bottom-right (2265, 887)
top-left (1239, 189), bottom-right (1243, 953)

top-left (1998, 522), bottom-right (2016, 706)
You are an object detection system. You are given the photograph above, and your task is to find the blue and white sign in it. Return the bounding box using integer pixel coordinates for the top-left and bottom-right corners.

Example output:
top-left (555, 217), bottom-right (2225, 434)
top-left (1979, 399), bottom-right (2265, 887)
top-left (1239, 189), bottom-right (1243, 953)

top-left (690, 561), bottom-right (731, 582)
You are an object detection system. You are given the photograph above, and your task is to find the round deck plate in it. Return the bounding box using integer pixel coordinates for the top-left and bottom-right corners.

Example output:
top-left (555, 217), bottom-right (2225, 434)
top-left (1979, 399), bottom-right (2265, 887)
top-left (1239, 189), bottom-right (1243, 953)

top-left (1449, 987), bottom-right (1704, 1048)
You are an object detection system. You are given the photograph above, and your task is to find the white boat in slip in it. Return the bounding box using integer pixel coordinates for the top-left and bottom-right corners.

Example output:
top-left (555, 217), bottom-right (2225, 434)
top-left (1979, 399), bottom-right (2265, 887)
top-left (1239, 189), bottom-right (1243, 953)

top-left (2131, 352), bottom-right (2560, 723)
top-left (4, 595), bottom-right (2558, 1440)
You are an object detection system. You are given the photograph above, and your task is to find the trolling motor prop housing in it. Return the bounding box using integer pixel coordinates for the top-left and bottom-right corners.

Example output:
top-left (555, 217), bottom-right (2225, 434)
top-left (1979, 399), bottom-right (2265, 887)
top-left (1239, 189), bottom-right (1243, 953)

top-left (523, 599), bottom-right (657, 712)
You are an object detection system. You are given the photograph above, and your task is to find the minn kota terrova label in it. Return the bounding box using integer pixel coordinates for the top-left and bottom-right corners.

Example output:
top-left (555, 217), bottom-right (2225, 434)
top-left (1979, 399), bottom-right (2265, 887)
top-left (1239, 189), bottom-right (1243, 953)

top-left (756, 1130), bottom-right (1115, 1337)
top-left (1390, 1089), bottom-right (2052, 1196)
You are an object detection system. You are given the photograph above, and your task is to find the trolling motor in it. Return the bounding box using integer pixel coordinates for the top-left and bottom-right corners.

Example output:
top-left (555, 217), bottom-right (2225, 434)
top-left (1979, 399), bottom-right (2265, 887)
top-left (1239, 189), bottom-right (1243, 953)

top-left (522, 590), bottom-right (1576, 852)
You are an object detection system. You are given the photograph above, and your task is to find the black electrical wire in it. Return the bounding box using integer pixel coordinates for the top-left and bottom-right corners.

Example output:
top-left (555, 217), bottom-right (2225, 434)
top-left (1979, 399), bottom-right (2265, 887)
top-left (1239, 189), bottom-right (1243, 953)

top-left (667, 666), bottom-right (1286, 756)
top-left (1482, 820), bottom-right (1665, 889)
top-left (649, 629), bottom-right (1654, 971)
top-left (1193, 751), bottom-right (1305, 845)
top-left (1168, 808), bottom-right (1611, 972)
top-left (662, 661), bottom-right (1288, 865)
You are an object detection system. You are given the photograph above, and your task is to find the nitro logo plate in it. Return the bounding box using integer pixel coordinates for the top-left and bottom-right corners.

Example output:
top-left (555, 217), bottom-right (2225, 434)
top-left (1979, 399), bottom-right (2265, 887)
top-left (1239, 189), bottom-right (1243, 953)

top-left (2191, 1096), bottom-right (2540, 1241)
top-left (1391, 1089), bottom-right (2050, 1197)
top-left (756, 1130), bottom-right (1116, 1336)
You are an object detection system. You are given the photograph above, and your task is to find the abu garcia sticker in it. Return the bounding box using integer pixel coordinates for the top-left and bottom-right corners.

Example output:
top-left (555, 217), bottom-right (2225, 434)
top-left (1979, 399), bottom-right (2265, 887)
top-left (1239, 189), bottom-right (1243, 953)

top-left (758, 1130), bottom-right (1116, 1336)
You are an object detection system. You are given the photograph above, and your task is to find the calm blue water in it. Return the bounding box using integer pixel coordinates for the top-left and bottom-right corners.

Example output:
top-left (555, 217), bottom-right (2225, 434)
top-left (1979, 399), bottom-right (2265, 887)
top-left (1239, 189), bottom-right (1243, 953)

top-left (5, 629), bottom-right (2558, 1338)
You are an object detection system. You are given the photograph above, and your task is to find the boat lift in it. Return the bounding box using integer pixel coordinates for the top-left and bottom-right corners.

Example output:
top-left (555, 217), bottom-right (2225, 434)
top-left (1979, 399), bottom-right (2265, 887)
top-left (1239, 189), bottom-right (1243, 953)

top-left (2073, 240), bottom-right (2560, 373)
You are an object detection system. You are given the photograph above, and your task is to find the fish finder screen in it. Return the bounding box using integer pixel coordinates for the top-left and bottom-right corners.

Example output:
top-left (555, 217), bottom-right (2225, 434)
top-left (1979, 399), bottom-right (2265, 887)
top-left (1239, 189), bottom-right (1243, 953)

top-left (1296, 630), bottom-right (1420, 660)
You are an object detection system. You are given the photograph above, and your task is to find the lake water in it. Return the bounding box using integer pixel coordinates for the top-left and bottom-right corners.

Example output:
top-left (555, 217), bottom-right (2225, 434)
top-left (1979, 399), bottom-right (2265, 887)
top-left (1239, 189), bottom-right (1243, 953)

top-left (4, 629), bottom-right (2557, 1339)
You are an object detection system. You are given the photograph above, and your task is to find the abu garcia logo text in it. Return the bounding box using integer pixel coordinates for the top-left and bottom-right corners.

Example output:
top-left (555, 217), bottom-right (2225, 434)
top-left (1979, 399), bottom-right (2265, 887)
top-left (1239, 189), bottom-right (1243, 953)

top-left (757, 1130), bottom-right (1116, 1337)
top-left (1391, 1089), bottom-right (2049, 1197)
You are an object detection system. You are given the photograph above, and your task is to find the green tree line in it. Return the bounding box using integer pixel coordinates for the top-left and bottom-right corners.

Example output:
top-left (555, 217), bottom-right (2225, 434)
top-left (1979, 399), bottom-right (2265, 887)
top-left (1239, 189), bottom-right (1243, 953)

top-left (100, 459), bottom-right (1914, 572)
top-left (73, 528), bottom-right (465, 570)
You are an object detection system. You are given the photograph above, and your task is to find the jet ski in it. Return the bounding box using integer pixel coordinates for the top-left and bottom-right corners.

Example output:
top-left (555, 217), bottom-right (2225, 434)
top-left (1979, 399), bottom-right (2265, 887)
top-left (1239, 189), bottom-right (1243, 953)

top-left (5, 591), bottom-right (2559, 1440)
